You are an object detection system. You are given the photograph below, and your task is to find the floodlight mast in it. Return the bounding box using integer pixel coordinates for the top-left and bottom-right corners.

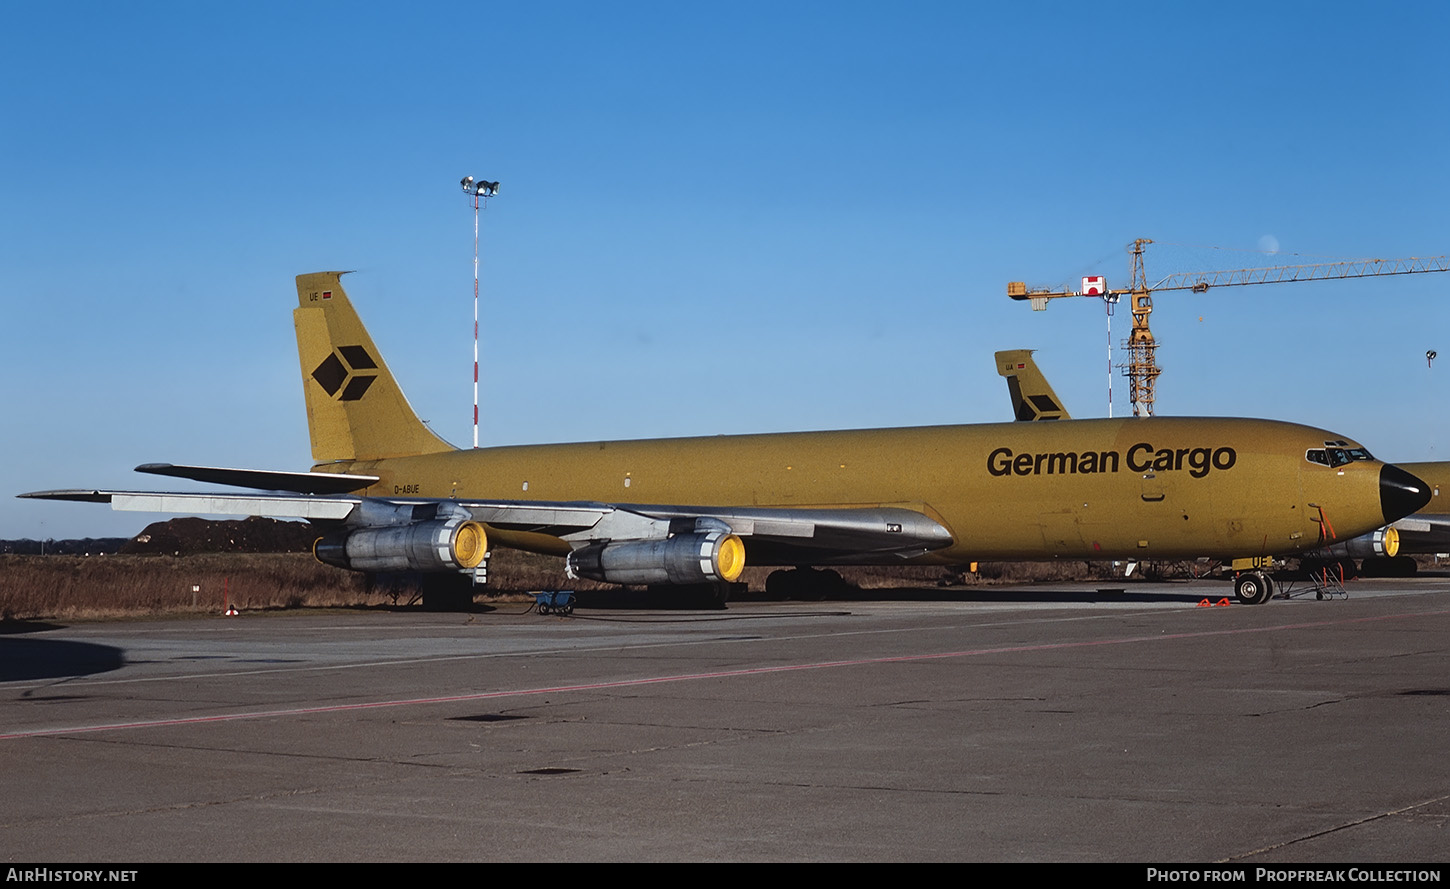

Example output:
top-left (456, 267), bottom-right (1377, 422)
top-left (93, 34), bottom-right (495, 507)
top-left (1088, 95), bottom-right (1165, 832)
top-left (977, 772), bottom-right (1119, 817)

top-left (1104, 291), bottom-right (1119, 418)
top-left (460, 176), bottom-right (500, 448)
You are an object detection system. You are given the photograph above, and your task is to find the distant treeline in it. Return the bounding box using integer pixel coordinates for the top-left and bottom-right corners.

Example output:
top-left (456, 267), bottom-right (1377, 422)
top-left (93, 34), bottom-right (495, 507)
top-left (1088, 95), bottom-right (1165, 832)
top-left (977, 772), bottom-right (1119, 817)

top-left (2, 516), bottom-right (316, 557)
top-left (1, 538), bottom-right (129, 555)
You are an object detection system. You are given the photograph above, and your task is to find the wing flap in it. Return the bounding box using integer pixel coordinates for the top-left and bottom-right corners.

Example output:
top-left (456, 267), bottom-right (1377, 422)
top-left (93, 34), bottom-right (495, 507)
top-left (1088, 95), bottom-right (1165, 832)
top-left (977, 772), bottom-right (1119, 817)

top-left (113, 493), bottom-right (357, 520)
top-left (20, 490), bottom-right (357, 521)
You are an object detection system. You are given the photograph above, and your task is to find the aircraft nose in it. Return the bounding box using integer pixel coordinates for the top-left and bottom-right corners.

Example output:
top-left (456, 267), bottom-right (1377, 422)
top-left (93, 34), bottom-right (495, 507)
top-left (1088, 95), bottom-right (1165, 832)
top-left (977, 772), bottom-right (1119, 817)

top-left (1381, 464), bottom-right (1432, 524)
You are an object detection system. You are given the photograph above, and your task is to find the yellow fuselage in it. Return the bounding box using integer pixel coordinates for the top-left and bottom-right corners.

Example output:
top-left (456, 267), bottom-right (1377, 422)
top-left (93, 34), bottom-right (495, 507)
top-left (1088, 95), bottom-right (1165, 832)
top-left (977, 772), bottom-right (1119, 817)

top-left (322, 416), bottom-right (1390, 565)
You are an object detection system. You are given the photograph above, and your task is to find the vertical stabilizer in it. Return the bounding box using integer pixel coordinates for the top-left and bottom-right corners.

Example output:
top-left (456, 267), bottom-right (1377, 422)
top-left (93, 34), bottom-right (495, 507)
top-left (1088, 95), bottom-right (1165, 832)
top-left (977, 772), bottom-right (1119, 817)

top-left (295, 272), bottom-right (454, 463)
top-left (995, 349), bottom-right (1071, 421)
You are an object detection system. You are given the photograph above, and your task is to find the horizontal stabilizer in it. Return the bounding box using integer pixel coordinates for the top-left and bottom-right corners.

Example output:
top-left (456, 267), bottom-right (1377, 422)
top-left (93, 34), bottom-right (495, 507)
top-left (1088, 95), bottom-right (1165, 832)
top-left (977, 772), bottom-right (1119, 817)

top-left (135, 463), bottom-right (378, 494)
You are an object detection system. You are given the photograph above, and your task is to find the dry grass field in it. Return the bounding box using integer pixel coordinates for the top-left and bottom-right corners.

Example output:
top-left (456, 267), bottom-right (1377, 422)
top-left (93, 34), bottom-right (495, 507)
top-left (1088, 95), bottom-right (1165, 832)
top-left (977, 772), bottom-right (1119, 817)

top-left (0, 548), bottom-right (621, 619)
top-left (0, 546), bottom-right (1145, 621)
top-left (0, 553), bottom-right (369, 620)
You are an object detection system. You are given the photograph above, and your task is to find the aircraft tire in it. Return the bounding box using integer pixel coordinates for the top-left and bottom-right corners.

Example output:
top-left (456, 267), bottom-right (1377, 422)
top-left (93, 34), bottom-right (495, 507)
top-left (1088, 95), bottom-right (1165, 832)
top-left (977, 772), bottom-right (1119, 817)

top-left (702, 581), bottom-right (732, 610)
top-left (765, 567), bottom-right (853, 600)
top-left (764, 570), bottom-right (793, 600)
top-left (1234, 572), bottom-right (1272, 606)
top-left (1363, 555), bottom-right (1418, 578)
top-left (766, 568), bottom-right (823, 599)
top-left (421, 574), bottom-right (477, 612)
top-left (644, 581), bottom-right (735, 609)
top-left (798, 568), bottom-right (835, 600)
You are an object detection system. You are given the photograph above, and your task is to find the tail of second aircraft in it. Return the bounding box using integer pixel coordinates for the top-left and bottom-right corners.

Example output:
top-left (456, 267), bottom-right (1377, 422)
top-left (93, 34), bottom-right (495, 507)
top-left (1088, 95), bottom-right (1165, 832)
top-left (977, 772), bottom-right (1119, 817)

top-left (294, 272), bottom-right (454, 464)
top-left (996, 349), bottom-right (1071, 421)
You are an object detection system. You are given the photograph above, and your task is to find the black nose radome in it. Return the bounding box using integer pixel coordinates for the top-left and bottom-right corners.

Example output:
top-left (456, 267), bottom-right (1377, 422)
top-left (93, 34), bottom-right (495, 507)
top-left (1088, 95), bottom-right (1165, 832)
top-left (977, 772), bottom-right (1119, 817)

top-left (1381, 464), bottom-right (1432, 524)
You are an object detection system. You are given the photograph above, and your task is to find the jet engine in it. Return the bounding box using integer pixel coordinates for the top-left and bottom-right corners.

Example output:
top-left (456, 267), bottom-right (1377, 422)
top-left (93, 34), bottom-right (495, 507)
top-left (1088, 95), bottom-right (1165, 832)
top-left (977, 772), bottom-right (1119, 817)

top-left (1299, 525), bottom-right (1399, 561)
top-left (566, 529), bottom-right (746, 586)
top-left (314, 502), bottom-right (487, 573)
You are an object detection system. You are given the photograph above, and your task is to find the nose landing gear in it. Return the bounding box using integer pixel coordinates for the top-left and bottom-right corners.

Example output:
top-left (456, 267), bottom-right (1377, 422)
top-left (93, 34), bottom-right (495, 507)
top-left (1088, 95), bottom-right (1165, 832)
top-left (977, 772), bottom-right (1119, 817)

top-left (1233, 571), bottom-right (1275, 605)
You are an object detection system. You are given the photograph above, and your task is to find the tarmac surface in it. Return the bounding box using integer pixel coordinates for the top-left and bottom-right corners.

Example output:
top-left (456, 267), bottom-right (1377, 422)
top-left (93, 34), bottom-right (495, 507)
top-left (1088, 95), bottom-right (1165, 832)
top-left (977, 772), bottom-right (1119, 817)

top-left (2, 577), bottom-right (1448, 862)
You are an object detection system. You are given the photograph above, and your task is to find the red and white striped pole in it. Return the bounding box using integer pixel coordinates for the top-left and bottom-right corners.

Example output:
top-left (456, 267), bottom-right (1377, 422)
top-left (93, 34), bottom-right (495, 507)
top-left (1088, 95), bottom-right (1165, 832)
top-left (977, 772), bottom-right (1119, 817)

top-left (472, 190), bottom-right (480, 448)
top-left (461, 177), bottom-right (498, 449)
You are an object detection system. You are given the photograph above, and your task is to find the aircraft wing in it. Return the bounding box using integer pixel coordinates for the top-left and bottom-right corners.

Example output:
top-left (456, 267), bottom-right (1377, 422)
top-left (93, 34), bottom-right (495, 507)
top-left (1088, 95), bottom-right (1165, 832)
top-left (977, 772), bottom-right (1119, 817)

top-left (19, 489), bottom-right (954, 565)
top-left (1389, 514), bottom-right (1450, 554)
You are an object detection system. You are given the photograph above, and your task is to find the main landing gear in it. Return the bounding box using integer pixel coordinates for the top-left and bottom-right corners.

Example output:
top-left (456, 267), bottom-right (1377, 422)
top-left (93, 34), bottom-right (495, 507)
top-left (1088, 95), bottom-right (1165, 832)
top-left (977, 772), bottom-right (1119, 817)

top-left (764, 567), bottom-right (852, 600)
top-left (1232, 571), bottom-right (1275, 605)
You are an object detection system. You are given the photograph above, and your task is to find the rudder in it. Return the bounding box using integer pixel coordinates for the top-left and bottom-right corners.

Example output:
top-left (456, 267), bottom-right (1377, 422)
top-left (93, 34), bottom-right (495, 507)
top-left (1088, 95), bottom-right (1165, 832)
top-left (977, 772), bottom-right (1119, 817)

top-left (295, 272), bottom-right (454, 464)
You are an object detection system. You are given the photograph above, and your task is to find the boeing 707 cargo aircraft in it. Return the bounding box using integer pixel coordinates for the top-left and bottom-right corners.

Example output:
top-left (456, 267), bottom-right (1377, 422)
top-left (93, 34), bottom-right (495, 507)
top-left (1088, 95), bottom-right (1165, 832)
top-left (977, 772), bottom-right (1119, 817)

top-left (21, 273), bottom-right (1431, 607)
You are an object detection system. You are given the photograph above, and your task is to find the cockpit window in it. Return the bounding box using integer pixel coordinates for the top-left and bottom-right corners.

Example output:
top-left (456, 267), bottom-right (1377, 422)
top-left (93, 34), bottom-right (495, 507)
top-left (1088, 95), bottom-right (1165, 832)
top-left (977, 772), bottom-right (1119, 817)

top-left (1306, 444), bottom-right (1374, 467)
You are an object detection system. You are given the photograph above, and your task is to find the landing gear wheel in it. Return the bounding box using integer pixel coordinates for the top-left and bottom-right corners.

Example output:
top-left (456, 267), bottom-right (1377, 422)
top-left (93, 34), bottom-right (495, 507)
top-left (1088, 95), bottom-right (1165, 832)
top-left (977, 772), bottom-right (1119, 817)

top-left (764, 571), bottom-right (791, 601)
top-left (1234, 571), bottom-right (1273, 605)
top-left (764, 568), bottom-right (852, 601)
top-left (421, 574), bottom-right (477, 612)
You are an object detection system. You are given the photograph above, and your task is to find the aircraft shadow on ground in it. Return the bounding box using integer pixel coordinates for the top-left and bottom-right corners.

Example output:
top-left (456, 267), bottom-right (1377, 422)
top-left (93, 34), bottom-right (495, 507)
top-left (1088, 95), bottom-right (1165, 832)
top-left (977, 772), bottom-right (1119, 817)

top-left (0, 626), bottom-right (125, 683)
top-left (570, 584), bottom-right (1221, 610)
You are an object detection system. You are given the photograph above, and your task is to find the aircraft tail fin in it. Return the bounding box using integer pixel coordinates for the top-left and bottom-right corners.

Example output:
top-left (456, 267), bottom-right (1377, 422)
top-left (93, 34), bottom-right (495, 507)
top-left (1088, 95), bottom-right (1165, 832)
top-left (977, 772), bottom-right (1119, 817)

top-left (995, 349), bottom-right (1071, 421)
top-left (294, 272), bottom-right (454, 464)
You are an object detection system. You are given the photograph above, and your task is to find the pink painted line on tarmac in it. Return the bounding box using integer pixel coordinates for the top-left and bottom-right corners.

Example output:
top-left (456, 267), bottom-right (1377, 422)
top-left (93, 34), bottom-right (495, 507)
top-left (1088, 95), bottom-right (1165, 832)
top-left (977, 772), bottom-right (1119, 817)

top-left (4, 607), bottom-right (1443, 741)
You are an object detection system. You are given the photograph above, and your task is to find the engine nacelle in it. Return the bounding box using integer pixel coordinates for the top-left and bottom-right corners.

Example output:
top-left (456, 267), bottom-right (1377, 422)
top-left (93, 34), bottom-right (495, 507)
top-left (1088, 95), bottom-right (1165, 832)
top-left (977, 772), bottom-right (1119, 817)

top-left (566, 530), bottom-right (746, 586)
top-left (315, 516), bottom-right (488, 573)
top-left (1299, 525), bottom-right (1399, 561)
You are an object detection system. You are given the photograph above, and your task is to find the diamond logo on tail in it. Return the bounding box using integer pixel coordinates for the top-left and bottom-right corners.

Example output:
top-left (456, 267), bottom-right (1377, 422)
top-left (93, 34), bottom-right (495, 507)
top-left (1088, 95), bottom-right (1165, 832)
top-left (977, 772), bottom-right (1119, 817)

top-left (312, 346), bottom-right (377, 401)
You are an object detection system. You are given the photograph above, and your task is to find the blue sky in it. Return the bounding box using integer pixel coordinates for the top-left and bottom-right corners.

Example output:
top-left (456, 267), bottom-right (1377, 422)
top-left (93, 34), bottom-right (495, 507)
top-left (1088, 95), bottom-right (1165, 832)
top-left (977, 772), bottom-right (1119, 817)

top-left (4, 1), bottom-right (1448, 539)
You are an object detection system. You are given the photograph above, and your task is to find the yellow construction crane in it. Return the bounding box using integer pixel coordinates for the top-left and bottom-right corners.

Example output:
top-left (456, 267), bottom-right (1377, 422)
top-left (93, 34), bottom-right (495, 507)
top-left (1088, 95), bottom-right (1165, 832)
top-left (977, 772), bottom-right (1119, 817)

top-left (1009, 238), bottom-right (1450, 417)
